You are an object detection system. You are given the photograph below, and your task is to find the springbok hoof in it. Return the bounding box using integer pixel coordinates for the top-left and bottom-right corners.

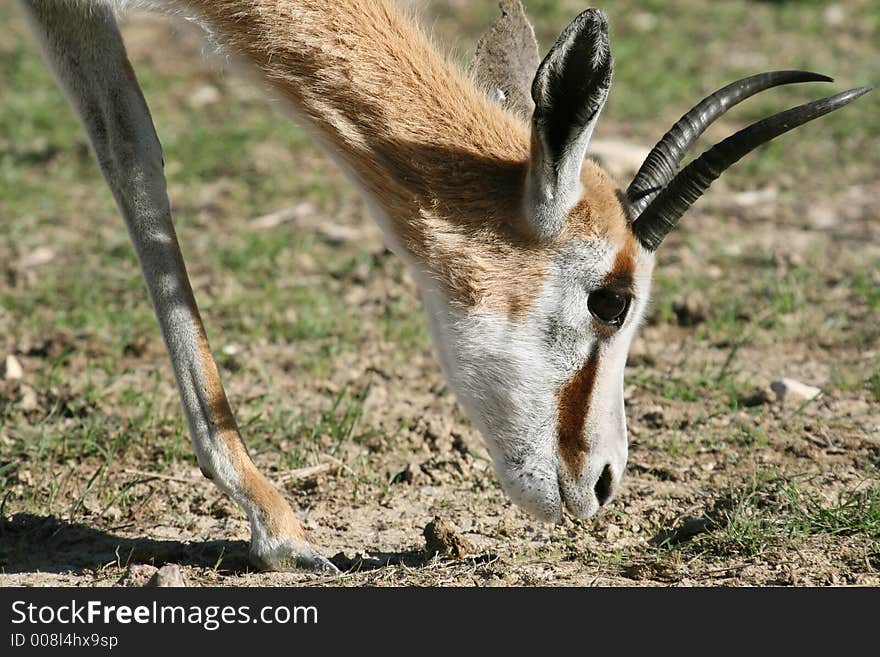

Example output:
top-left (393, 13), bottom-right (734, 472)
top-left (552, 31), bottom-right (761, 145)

top-left (250, 539), bottom-right (340, 574)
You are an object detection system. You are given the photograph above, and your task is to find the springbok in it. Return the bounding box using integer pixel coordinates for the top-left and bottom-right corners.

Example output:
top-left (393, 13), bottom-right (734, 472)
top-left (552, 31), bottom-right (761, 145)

top-left (15, 0), bottom-right (869, 573)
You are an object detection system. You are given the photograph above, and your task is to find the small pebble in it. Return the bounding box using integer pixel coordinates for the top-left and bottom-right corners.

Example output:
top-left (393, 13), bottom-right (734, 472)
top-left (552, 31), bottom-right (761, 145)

top-left (1, 355), bottom-right (23, 380)
top-left (20, 385), bottom-right (38, 411)
top-left (770, 378), bottom-right (821, 405)
top-left (147, 564), bottom-right (186, 587)
top-left (116, 564), bottom-right (158, 587)
top-left (188, 84), bottom-right (221, 108)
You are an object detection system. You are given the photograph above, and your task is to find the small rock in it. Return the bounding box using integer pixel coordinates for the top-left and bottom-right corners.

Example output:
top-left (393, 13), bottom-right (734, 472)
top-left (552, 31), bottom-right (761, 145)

top-left (20, 385), bottom-right (38, 411)
top-left (784, 252), bottom-right (804, 269)
top-left (1, 355), bottom-right (23, 380)
top-left (188, 84), bottom-right (221, 108)
top-left (770, 378), bottom-right (822, 405)
top-left (116, 564), bottom-right (159, 587)
top-left (720, 242), bottom-right (743, 257)
top-left (424, 516), bottom-right (473, 559)
top-left (17, 247), bottom-right (55, 269)
top-left (630, 12), bottom-right (657, 32)
top-left (807, 204), bottom-right (837, 229)
top-left (147, 564), bottom-right (186, 587)
top-left (822, 4), bottom-right (846, 27)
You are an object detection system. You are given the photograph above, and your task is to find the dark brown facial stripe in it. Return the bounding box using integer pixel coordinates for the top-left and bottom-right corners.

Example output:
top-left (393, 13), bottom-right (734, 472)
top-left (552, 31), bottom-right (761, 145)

top-left (557, 345), bottom-right (600, 475)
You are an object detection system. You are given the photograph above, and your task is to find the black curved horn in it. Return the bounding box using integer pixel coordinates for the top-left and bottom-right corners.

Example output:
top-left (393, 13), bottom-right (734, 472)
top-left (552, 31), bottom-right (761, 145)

top-left (626, 70), bottom-right (832, 217)
top-left (631, 86), bottom-right (872, 252)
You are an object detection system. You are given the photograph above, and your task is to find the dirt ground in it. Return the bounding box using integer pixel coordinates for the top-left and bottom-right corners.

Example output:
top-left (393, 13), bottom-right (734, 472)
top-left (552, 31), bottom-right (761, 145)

top-left (1, 3), bottom-right (878, 587)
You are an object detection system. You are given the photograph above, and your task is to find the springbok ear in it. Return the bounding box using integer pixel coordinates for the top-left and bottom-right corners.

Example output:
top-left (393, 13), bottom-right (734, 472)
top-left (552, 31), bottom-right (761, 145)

top-left (526, 9), bottom-right (612, 240)
top-left (470, 0), bottom-right (540, 121)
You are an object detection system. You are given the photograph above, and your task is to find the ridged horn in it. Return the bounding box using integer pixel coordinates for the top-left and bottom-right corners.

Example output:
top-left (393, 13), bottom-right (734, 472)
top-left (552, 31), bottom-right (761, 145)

top-left (627, 70), bottom-right (832, 217)
top-left (631, 86), bottom-right (872, 251)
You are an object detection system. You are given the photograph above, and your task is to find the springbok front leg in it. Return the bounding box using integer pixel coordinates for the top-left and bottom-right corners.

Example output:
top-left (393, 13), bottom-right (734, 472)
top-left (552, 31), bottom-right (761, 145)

top-left (19, 0), bottom-right (336, 573)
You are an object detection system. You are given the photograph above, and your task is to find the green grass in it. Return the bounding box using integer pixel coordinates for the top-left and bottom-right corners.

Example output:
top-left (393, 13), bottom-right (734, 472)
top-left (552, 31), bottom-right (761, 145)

top-left (0, 1), bottom-right (877, 586)
top-left (670, 470), bottom-right (880, 558)
top-left (785, 482), bottom-right (880, 537)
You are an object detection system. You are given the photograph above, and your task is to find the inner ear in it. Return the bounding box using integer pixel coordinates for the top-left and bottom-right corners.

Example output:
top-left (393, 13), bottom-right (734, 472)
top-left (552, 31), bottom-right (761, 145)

top-left (525, 9), bottom-right (613, 241)
top-left (470, 0), bottom-right (540, 121)
top-left (531, 8), bottom-right (612, 170)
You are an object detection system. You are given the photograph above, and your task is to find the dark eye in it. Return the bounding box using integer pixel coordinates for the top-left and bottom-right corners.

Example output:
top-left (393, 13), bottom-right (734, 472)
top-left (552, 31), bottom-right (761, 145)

top-left (588, 289), bottom-right (630, 326)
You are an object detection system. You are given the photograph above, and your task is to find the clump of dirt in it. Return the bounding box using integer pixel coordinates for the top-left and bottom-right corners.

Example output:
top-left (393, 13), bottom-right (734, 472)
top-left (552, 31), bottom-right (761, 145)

top-left (423, 516), bottom-right (474, 559)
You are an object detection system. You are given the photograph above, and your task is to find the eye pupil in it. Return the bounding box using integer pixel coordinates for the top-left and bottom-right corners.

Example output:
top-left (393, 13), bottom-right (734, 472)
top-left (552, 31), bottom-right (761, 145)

top-left (588, 289), bottom-right (629, 325)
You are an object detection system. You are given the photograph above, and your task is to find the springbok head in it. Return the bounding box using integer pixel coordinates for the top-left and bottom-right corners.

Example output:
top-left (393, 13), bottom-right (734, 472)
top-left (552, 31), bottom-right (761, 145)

top-left (426, 1), bottom-right (869, 523)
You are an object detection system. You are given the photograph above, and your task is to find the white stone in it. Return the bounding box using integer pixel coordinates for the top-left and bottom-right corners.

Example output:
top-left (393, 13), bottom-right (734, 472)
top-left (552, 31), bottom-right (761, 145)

top-left (1, 355), bottom-right (23, 380)
top-left (17, 247), bottom-right (55, 269)
top-left (808, 204), bottom-right (837, 229)
top-left (823, 5), bottom-right (846, 27)
top-left (188, 84), bottom-right (221, 108)
top-left (630, 12), bottom-right (657, 32)
top-left (770, 378), bottom-right (822, 404)
top-left (20, 386), bottom-right (38, 412)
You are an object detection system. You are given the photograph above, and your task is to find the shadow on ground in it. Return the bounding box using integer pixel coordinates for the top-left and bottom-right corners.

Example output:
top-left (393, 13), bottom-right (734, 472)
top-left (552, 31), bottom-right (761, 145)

top-left (0, 513), bottom-right (252, 576)
top-left (0, 514), bottom-right (449, 579)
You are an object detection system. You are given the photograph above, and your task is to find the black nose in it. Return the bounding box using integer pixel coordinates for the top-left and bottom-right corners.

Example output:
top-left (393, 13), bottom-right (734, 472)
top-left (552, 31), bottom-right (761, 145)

top-left (594, 464), bottom-right (614, 506)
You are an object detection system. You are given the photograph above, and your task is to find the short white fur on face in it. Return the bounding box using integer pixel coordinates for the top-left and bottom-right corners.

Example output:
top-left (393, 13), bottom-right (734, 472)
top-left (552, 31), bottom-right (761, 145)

top-left (420, 236), bottom-right (654, 523)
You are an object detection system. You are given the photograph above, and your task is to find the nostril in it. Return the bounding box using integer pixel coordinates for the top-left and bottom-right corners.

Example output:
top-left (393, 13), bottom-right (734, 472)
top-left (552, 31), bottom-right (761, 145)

top-left (594, 464), bottom-right (614, 506)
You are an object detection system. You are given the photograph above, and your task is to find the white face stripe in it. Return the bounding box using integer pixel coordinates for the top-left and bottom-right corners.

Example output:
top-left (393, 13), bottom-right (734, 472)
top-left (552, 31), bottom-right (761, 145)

top-left (422, 235), bottom-right (654, 522)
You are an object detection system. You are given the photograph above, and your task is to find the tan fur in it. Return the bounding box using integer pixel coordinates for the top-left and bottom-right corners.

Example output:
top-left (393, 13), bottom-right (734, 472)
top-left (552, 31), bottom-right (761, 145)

top-left (196, 320), bottom-right (306, 539)
top-left (184, 0), bottom-right (627, 319)
top-left (564, 163), bottom-right (632, 245)
top-left (239, 464), bottom-right (308, 539)
top-left (601, 232), bottom-right (638, 292)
